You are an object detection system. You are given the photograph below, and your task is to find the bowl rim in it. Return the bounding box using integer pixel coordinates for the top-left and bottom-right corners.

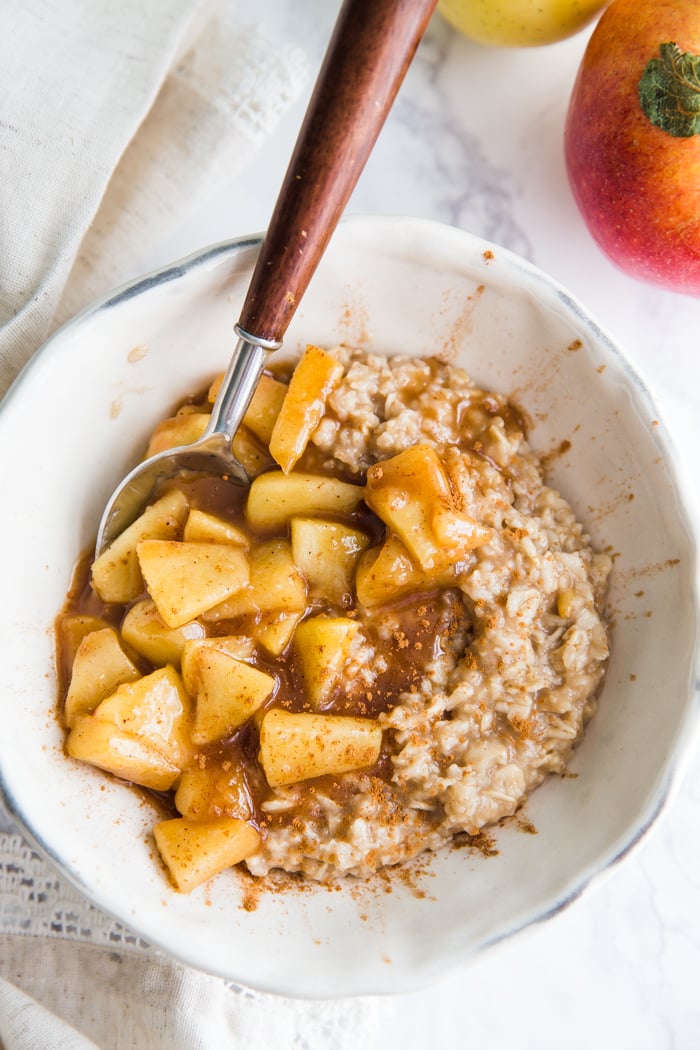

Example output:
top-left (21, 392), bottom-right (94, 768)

top-left (1, 214), bottom-right (699, 996)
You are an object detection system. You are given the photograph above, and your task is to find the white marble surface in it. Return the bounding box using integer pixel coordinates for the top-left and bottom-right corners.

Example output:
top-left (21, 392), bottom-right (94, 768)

top-left (5, 2), bottom-right (700, 1045)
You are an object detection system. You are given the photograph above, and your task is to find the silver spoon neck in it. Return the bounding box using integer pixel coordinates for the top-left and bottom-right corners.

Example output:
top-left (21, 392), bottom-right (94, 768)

top-left (206, 328), bottom-right (280, 441)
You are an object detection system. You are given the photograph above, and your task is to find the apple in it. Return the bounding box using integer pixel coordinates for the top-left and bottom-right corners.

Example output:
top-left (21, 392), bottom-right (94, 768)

top-left (438, 0), bottom-right (607, 47)
top-left (565, 0), bottom-right (700, 295)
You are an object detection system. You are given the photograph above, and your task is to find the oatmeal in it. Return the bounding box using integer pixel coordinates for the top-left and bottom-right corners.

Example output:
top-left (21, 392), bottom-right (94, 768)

top-left (56, 345), bottom-right (611, 891)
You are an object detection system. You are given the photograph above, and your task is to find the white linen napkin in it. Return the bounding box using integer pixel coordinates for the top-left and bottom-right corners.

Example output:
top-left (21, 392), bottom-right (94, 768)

top-left (0, 0), bottom-right (307, 396)
top-left (0, 2), bottom-right (383, 1045)
top-left (0, 941), bottom-right (380, 1050)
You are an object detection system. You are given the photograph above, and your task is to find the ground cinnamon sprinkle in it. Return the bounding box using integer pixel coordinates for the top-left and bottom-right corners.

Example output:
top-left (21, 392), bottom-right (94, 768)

top-left (508, 714), bottom-right (532, 738)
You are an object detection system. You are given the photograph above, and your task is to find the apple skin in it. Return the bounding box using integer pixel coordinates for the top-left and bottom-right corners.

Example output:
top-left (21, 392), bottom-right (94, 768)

top-left (565, 0), bottom-right (700, 296)
top-left (438, 0), bottom-right (607, 47)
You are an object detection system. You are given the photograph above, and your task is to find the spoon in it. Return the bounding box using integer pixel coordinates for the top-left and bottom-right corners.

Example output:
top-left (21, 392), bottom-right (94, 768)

top-left (96, 0), bottom-right (437, 554)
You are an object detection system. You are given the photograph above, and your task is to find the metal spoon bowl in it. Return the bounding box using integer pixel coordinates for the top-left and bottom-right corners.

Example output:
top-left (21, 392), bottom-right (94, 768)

top-left (95, 0), bottom-right (437, 555)
top-left (96, 327), bottom-right (275, 550)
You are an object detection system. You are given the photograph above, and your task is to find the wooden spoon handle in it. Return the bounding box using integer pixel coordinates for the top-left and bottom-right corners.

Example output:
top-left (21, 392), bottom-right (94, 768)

top-left (236, 0), bottom-right (437, 346)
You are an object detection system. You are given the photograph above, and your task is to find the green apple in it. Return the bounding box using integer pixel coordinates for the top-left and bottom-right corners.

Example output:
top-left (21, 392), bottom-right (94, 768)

top-left (438, 0), bottom-right (608, 47)
top-left (565, 0), bottom-right (700, 294)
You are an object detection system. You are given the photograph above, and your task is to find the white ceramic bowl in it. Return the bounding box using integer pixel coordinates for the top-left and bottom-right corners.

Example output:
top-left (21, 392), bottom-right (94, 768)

top-left (0, 217), bottom-right (698, 998)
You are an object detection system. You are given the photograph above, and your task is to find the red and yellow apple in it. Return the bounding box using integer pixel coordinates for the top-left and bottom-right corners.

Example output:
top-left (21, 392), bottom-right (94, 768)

top-left (438, 0), bottom-right (608, 48)
top-left (565, 0), bottom-right (700, 295)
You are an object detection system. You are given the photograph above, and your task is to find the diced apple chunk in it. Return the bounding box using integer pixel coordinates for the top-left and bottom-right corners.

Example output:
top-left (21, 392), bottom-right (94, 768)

top-left (294, 615), bottom-right (360, 709)
top-left (175, 765), bottom-right (253, 821)
top-left (259, 708), bottom-right (382, 787)
top-left (557, 588), bottom-right (577, 619)
top-left (243, 374), bottom-right (288, 445)
top-left (121, 599), bottom-right (206, 667)
top-left (269, 345), bottom-right (344, 472)
top-left (232, 426), bottom-right (276, 479)
top-left (183, 648), bottom-right (275, 745)
top-left (254, 611), bottom-right (303, 657)
top-left (242, 374), bottom-right (289, 446)
top-left (183, 509), bottom-right (249, 547)
top-left (209, 372), bottom-right (288, 447)
top-left (93, 665), bottom-right (192, 768)
top-left (203, 540), bottom-right (306, 621)
top-left (57, 614), bottom-right (112, 669)
top-left (67, 716), bottom-right (180, 791)
top-left (154, 817), bottom-right (261, 893)
top-left (180, 636), bottom-right (256, 693)
top-left (145, 412), bottom-right (209, 457)
top-left (137, 540), bottom-right (249, 628)
top-left (290, 517), bottom-right (370, 604)
top-left (364, 444), bottom-right (490, 572)
top-left (246, 471), bottom-right (364, 532)
top-left (64, 627), bottom-right (140, 728)
top-left (355, 532), bottom-right (455, 607)
top-left (91, 489), bottom-right (189, 604)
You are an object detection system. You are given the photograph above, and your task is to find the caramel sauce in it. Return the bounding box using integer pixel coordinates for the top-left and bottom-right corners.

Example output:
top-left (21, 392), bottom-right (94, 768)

top-left (55, 461), bottom-right (469, 827)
